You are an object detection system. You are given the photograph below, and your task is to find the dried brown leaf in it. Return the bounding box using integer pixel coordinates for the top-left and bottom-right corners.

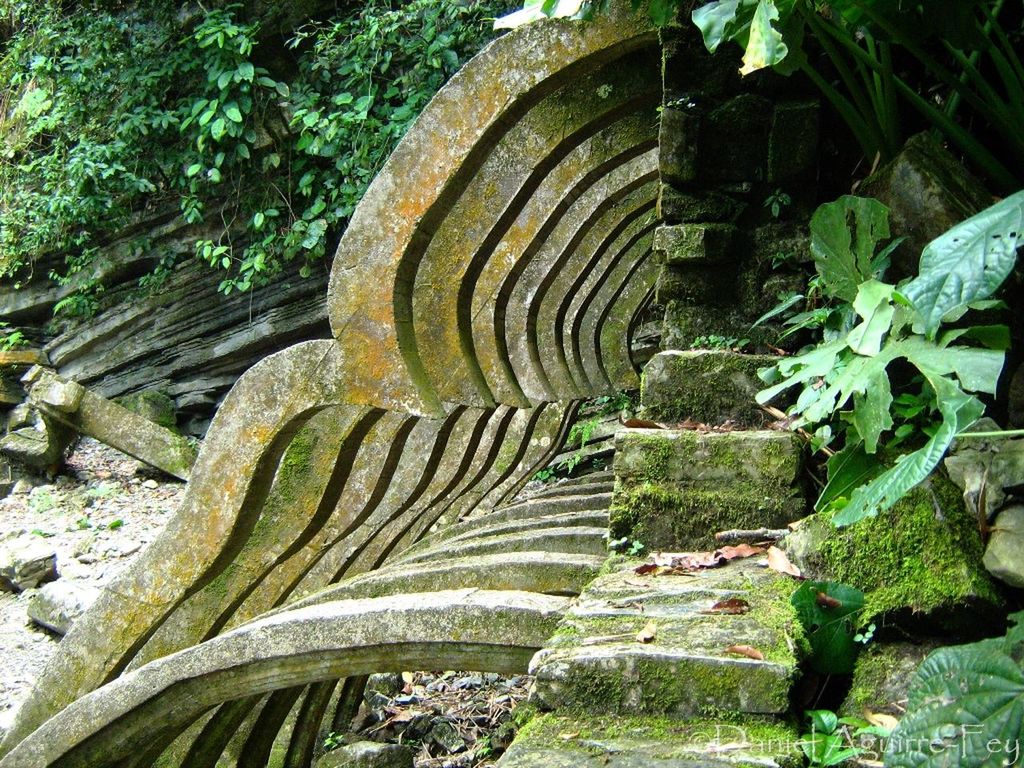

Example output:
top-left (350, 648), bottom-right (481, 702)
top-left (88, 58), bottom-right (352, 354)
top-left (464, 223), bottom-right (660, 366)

top-left (621, 417), bottom-right (664, 429)
top-left (702, 598), bottom-right (751, 615)
top-left (636, 620), bottom-right (657, 644)
top-left (766, 546), bottom-right (802, 578)
top-left (653, 550), bottom-right (725, 569)
top-left (815, 591), bottom-right (842, 609)
top-left (714, 544), bottom-right (766, 560)
top-left (724, 644), bottom-right (765, 660)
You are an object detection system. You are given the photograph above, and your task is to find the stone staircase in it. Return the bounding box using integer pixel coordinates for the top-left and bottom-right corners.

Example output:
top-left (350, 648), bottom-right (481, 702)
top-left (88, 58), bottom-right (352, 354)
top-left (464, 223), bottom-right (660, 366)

top-left (495, 351), bottom-right (809, 767)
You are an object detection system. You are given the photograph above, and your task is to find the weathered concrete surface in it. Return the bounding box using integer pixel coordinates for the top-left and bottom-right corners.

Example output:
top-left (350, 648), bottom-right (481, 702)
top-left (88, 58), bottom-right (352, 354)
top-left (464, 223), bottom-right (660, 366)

top-left (0, 590), bottom-right (570, 768)
top-left (498, 712), bottom-right (803, 767)
top-left (316, 740), bottom-right (413, 768)
top-left (0, 340), bottom-right (369, 753)
top-left (530, 559), bottom-right (803, 716)
top-left (23, 367), bottom-right (196, 480)
top-left (280, 552), bottom-right (603, 608)
top-left (412, 54), bottom-right (659, 407)
top-left (328, 4), bottom-right (657, 412)
top-left (611, 428), bottom-right (804, 550)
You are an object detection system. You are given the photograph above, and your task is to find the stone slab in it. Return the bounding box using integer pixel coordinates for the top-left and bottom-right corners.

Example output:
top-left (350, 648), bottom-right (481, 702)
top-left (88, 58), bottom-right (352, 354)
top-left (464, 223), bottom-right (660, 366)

top-left (640, 351), bottom-right (781, 426)
top-left (530, 559), bottom-right (801, 716)
top-left (498, 712), bottom-right (802, 767)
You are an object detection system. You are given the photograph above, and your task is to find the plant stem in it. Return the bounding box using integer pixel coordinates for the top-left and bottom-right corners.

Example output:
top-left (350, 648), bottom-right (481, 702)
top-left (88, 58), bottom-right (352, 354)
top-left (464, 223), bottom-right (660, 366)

top-left (956, 429), bottom-right (1024, 439)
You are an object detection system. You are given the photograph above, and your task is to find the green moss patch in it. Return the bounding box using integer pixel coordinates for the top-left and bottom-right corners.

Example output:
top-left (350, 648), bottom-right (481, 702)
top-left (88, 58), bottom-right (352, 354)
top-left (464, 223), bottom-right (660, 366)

top-left (800, 473), bottom-right (1001, 626)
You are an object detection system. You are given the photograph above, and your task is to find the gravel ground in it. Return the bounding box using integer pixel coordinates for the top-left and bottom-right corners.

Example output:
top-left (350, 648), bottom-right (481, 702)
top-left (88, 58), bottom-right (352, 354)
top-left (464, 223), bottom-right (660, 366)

top-left (0, 438), bottom-right (185, 735)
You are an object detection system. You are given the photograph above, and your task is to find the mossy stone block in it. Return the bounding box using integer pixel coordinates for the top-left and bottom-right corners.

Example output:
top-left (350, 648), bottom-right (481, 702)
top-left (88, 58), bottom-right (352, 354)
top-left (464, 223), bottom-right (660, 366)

top-left (609, 482), bottom-right (804, 552)
top-left (530, 560), bottom-right (803, 718)
top-left (658, 106), bottom-right (699, 184)
top-left (657, 183), bottom-right (745, 224)
top-left (610, 429), bottom-right (804, 550)
top-left (653, 225), bottom-right (736, 265)
top-left (840, 641), bottom-right (940, 718)
top-left (614, 429), bottom-right (801, 488)
top-left (115, 390), bottom-right (177, 431)
top-left (781, 473), bottom-right (1002, 632)
top-left (640, 350), bottom-right (780, 426)
top-left (767, 100), bottom-right (820, 183)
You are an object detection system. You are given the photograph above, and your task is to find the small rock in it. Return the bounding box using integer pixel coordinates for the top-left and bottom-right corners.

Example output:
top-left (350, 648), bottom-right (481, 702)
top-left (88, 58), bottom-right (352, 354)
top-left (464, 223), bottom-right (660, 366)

top-left (27, 581), bottom-right (100, 635)
top-left (983, 504), bottom-right (1024, 588)
top-left (366, 672), bottom-right (404, 698)
top-left (428, 719), bottom-right (466, 754)
top-left (315, 741), bottom-right (413, 768)
top-left (452, 675), bottom-right (483, 690)
top-left (142, 479), bottom-right (159, 490)
top-left (0, 540), bottom-right (58, 592)
top-left (11, 479), bottom-right (33, 495)
top-left (76, 554), bottom-right (97, 565)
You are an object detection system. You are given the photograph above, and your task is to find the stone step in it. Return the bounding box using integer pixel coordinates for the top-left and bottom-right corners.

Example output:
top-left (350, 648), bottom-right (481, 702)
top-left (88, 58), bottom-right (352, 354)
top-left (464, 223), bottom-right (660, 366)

top-left (526, 477), bottom-right (615, 500)
top-left (497, 712), bottom-right (803, 767)
top-left (529, 558), bottom-right (802, 717)
top-left (443, 510), bottom-right (610, 547)
top-left (399, 493), bottom-right (613, 558)
top-left (276, 552), bottom-right (605, 613)
top-left (639, 349), bottom-right (780, 427)
top-left (611, 428), bottom-right (804, 551)
top-left (393, 527), bottom-right (611, 566)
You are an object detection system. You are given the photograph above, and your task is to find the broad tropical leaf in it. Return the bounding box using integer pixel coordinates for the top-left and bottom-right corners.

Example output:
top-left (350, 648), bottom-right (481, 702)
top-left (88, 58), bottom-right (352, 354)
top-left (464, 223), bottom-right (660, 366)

top-left (886, 612), bottom-right (1024, 768)
top-left (816, 443), bottom-right (885, 512)
top-left (791, 580), bottom-right (865, 674)
top-left (739, 0), bottom-right (788, 74)
top-left (847, 279), bottom-right (896, 356)
top-left (831, 372), bottom-right (984, 526)
top-left (810, 197), bottom-right (891, 303)
top-left (903, 190), bottom-right (1024, 338)
top-left (692, 0), bottom-right (746, 52)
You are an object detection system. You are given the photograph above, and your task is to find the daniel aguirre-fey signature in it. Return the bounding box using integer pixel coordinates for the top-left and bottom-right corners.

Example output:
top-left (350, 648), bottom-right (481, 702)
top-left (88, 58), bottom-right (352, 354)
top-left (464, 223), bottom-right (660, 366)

top-left (693, 723), bottom-right (1022, 765)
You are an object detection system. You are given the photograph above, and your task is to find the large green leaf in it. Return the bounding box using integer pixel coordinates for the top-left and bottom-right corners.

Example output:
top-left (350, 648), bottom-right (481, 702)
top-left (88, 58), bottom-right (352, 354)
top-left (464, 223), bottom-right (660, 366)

top-left (832, 371), bottom-right (984, 526)
top-left (755, 339), bottom-right (847, 406)
top-left (810, 197), bottom-right (891, 303)
top-left (902, 190), bottom-right (1024, 339)
top-left (851, 365), bottom-right (893, 453)
top-left (885, 612), bottom-right (1024, 768)
top-left (692, 0), bottom-right (745, 52)
top-left (816, 442), bottom-right (885, 512)
top-left (791, 580), bottom-right (865, 674)
top-left (847, 280), bottom-right (896, 356)
top-left (739, 0), bottom-right (788, 75)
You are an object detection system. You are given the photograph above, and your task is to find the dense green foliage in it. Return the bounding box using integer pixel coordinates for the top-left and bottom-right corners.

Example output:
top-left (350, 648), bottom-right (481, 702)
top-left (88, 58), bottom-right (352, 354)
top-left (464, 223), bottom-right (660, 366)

top-left (0, 0), bottom-right (508, 305)
top-left (757, 193), bottom-right (1021, 526)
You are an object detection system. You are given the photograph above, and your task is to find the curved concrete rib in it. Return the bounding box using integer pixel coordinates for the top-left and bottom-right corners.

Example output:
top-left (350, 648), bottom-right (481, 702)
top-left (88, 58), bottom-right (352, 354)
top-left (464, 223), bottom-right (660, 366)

top-left (0, 590), bottom-right (570, 768)
top-left (328, 5), bottom-right (656, 412)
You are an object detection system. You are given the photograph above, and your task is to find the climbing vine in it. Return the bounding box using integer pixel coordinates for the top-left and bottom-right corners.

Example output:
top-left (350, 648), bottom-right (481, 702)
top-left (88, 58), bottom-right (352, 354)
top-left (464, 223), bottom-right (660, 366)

top-left (0, 0), bottom-right (510, 306)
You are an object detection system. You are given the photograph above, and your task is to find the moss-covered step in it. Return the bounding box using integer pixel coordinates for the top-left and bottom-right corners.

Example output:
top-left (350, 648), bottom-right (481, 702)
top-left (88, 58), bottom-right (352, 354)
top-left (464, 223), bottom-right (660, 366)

top-left (530, 558), bottom-right (805, 717)
top-left (611, 428), bottom-right (805, 551)
top-left (393, 526), bottom-right (611, 566)
top-left (640, 351), bottom-right (782, 426)
top-left (497, 712), bottom-right (803, 767)
top-left (395, 492), bottom-right (613, 561)
top-left (781, 473), bottom-right (1002, 633)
